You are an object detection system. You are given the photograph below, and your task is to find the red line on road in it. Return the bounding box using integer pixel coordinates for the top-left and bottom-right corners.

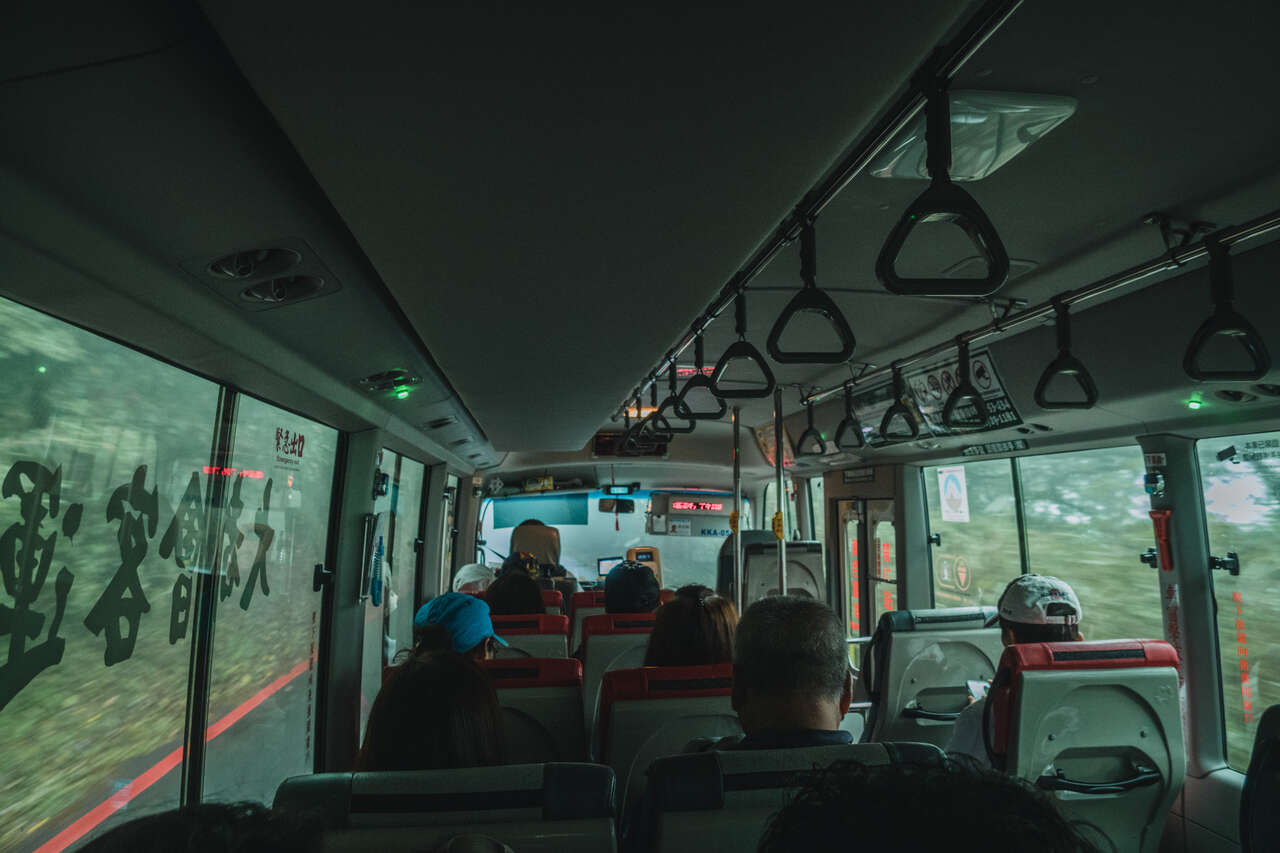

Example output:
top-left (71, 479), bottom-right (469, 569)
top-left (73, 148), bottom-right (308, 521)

top-left (34, 658), bottom-right (311, 853)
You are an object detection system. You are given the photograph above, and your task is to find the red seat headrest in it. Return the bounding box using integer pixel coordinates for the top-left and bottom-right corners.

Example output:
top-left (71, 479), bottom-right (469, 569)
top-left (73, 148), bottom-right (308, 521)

top-left (572, 590), bottom-right (607, 611)
top-left (581, 612), bottom-right (656, 641)
top-left (598, 664), bottom-right (733, 762)
top-left (490, 614), bottom-right (570, 635)
top-left (479, 657), bottom-right (582, 689)
top-left (542, 589), bottom-right (564, 608)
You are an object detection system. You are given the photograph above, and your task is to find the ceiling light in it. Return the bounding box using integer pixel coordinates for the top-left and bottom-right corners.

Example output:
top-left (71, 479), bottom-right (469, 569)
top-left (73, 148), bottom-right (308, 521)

top-left (1187, 399), bottom-right (1203, 410)
top-left (869, 91), bottom-right (1077, 182)
top-left (395, 388), bottom-right (411, 400)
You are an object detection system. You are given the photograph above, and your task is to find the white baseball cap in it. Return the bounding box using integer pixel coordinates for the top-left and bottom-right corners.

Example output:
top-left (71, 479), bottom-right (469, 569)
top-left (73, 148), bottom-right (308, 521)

top-left (452, 562), bottom-right (495, 593)
top-left (988, 574), bottom-right (1082, 626)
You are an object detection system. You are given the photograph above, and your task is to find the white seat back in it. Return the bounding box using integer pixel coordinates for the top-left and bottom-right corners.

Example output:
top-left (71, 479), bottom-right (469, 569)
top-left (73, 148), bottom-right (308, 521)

top-left (571, 606), bottom-right (604, 651)
top-left (482, 658), bottom-right (586, 763)
top-left (493, 634), bottom-right (568, 659)
top-left (273, 763), bottom-right (615, 853)
top-left (580, 613), bottom-right (655, 750)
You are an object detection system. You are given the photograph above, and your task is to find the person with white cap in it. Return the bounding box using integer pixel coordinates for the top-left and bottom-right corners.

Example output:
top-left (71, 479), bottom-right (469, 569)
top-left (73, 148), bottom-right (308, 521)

top-left (452, 562), bottom-right (496, 593)
top-left (947, 574), bottom-right (1084, 766)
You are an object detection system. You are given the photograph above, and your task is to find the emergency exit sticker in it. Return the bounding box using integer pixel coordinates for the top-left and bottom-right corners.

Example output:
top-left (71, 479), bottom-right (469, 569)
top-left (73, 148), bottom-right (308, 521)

top-left (937, 466), bottom-right (970, 523)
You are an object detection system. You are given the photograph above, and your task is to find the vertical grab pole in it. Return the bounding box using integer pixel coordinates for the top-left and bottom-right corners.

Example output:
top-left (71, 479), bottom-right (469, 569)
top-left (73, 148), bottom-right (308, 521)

top-left (732, 406), bottom-right (744, 612)
top-left (773, 387), bottom-right (788, 595)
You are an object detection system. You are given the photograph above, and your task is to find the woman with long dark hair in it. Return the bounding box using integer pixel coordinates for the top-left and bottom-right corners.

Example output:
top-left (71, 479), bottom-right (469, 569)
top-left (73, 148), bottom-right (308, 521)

top-left (643, 584), bottom-right (737, 667)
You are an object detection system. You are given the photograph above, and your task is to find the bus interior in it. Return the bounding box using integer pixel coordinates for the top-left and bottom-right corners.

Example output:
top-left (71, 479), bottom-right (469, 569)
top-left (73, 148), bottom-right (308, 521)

top-left (2, 1), bottom-right (1280, 851)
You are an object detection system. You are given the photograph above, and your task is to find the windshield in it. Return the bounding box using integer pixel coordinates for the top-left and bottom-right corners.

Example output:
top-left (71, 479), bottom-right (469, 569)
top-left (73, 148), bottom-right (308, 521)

top-left (479, 489), bottom-right (746, 590)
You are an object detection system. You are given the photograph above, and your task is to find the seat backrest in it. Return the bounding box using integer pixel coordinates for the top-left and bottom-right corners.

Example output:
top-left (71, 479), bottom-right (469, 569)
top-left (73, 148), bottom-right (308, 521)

top-left (626, 545), bottom-right (662, 587)
top-left (860, 606), bottom-right (1002, 747)
top-left (273, 762), bottom-right (615, 853)
top-left (490, 614), bottom-right (569, 659)
top-left (581, 613), bottom-right (656, 750)
top-left (987, 639), bottom-right (1184, 853)
top-left (1242, 704), bottom-right (1280, 853)
top-left (542, 588), bottom-right (564, 615)
top-left (716, 531), bottom-right (824, 606)
top-left (600, 664), bottom-right (741, 819)
top-left (645, 742), bottom-right (942, 852)
top-left (481, 658), bottom-right (586, 763)
top-left (570, 590), bottom-right (606, 652)
top-left (511, 523), bottom-right (561, 567)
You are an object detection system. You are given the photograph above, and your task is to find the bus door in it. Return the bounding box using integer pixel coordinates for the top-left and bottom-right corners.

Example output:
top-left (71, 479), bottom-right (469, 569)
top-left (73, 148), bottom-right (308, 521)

top-left (837, 498), bottom-right (899, 640)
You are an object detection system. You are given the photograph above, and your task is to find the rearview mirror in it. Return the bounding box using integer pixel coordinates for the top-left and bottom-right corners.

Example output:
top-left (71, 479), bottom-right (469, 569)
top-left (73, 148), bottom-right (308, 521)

top-left (599, 498), bottom-right (635, 513)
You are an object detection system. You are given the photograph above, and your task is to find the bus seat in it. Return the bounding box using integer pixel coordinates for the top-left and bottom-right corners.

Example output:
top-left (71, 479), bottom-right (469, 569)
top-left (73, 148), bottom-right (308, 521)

top-left (481, 658), bottom-right (587, 763)
top-left (511, 522), bottom-right (561, 568)
top-left (273, 762), bottom-right (615, 853)
top-left (570, 590), bottom-right (606, 652)
top-left (716, 531), bottom-right (824, 607)
top-left (1241, 703), bottom-right (1280, 852)
top-left (986, 639), bottom-right (1184, 853)
top-left (659, 588), bottom-right (675, 604)
top-left (581, 613), bottom-right (656, 751)
top-left (542, 588), bottom-right (564, 615)
top-left (626, 545), bottom-right (663, 587)
top-left (643, 741), bottom-right (943, 852)
top-left (860, 606), bottom-right (1002, 747)
top-left (599, 664), bottom-right (741, 820)
top-left (490, 614), bottom-right (569, 659)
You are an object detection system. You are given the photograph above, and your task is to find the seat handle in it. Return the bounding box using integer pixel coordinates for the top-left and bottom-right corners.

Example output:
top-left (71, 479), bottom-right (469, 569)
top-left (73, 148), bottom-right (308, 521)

top-left (901, 708), bottom-right (961, 722)
top-left (834, 382), bottom-right (866, 450)
top-left (1035, 766), bottom-right (1162, 796)
top-left (674, 336), bottom-right (729, 420)
top-left (794, 400), bottom-right (825, 457)
top-left (875, 76), bottom-right (1010, 297)
top-left (1033, 300), bottom-right (1098, 410)
top-left (710, 294), bottom-right (776, 399)
top-left (941, 338), bottom-right (990, 430)
top-left (1183, 234), bottom-right (1271, 381)
top-left (879, 364), bottom-right (921, 441)
top-left (766, 221), bottom-right (857, 364)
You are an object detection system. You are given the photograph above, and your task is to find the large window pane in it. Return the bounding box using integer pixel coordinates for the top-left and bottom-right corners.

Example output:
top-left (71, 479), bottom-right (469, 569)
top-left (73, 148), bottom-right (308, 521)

top-left (0, 297), bottom-right (218, 851)
top-left (868, 500), bottom-right (898, 626)
top-left (1197, 431), bottom-right (1280, 768)
top-left (1019, 446), bottom-right (1160, 642)
top-left (201, 396), bottom-right (338, 804)
top-left (924, 460), bottom-right (1020, 609)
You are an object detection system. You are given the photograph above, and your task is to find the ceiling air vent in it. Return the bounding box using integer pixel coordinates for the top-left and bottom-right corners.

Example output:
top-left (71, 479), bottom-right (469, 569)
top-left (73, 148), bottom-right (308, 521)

top-left (467, 453), bottom-right (483, 461)
top-left (449, 438), bottom-right (471, 447)
top-left (358, 368), bottom-right (422, 392)
top-left (1214, 389), bottom-right (1258, 404)
top-left (426, 416), bottom-right (458, 430)
top-left (240, 275), bottom-right (324, 305)
top-left (208, 247), bottom-right (301, 280)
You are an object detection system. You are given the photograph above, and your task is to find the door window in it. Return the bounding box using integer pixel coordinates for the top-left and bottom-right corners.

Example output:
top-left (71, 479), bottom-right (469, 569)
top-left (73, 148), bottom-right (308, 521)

top-left (923, 460), bottom-right (1020, 609)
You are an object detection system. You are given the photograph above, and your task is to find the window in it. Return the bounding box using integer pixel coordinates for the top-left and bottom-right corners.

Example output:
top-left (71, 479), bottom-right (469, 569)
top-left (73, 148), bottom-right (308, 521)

top-left (202, 396), bottom-right (339, 804)
top-left (1198, 431), bottom-right (1280, 768)
top-left (0, 297), bottom-right (219, 851)
top-left (1020, 446), bottom-right (1160, 643)
top-left (761, 476), bottom-right (798, 539)
top-left (923, 460), bottom-right (1020, 609)
top-left (868, 499), bottom-right (898, 626)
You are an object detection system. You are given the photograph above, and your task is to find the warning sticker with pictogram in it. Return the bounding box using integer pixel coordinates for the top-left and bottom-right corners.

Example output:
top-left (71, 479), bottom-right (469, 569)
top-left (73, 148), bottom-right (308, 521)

top-left (937, 466), bottom-right (970, 523)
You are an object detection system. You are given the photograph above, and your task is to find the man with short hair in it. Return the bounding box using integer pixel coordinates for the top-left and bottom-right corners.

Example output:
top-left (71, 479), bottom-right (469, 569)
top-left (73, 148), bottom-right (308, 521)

top-left (947, 574), bottom-right (1084, 765)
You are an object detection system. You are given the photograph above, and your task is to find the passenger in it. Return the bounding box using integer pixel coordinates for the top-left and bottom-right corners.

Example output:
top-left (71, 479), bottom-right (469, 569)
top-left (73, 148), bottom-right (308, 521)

top-left (511, 518), bottom-right (581, 593)
top-left (358, 652), bottom-right (506, 771)
top-left (485, 569), bottom-right (546, 615)
top-left (412, 592), bottom-right (508, 661)
top-left (644, 584), bottom-right (738, 667)
top-left (452, 561), bottom-right (496, 593)
top-left (947, 574), bottom-right (1084, 766)
top-left (756, 758), bottom-right (1099, 852)
top-left (77, 802), bottom-right (318, 853)
top-left (604, 559), bottom-right (661, 614)
top-left (500, 550), bottom-right (543, 582)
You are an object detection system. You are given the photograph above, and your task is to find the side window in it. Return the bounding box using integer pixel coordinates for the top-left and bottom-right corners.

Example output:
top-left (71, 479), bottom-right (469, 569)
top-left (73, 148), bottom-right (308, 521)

top-left (923, 460), bottom-right (1020, 608)
top-left (202, 397), bottom-right (338, 804)
top-left (1019, 446), bottom-right (1160, 642)
top-left (1197, 432), bottom-right (1280, 768)
top-left (868, 499), bottom-right (898, 626)
top-left (1, 297), bottom-right (220, 850)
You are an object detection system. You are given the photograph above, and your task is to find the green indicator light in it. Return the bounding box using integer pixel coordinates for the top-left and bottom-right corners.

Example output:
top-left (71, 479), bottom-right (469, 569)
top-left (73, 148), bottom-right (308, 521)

top-left (36, 365), bottom-right (46, 374)
top-left (1187, 400), bottom-right (1203, 410)
top-left (395, 388), bottom-right (411, 400)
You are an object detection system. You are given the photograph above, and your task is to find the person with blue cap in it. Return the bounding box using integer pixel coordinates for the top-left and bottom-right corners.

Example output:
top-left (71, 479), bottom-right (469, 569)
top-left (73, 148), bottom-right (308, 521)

top-left (413, 592), bottom-right (508, 662)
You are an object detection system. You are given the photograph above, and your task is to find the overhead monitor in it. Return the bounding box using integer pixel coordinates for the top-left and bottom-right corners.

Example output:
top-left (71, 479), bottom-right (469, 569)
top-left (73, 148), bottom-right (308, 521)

top-left (670, 499), bottom-right (725, 513)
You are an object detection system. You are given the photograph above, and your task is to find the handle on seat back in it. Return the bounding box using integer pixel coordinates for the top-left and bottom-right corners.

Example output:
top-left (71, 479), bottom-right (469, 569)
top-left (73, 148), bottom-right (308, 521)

top-left (1033, 300), bottom-right (1099, 410)
top-left (1183, 233), bottom-right (1271, 381)
top-left (879, 364), bottom-right (921, 441)
top-left (901, 708), bottom-right (962, 722)
top-left (1035, 766), bottom-right (1162, 795)
top-left (875, 76), bottom-right (1009, 297)
top-left (766, 220), bottom-right (857, 364)
top-left (941, 338), bottom-right (989, 430)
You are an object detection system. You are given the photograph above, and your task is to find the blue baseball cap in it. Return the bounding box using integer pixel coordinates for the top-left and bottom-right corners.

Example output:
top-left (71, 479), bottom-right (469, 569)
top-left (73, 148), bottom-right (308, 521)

top-left (413, 592), bottom-right (508, 654)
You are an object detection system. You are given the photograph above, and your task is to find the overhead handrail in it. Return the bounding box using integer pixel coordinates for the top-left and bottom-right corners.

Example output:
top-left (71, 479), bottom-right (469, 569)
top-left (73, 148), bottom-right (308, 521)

top-left (711, 293), bottom-right (776, 399)
top-left (1033, 298), bottom-right (1098, 410)
top-left (656, 364), bottom-right (696, 434)
top-left (834, 382), bottom-right (866, 450)
top-left (875, 73), bottom-right (1010, 297)
top-left (794, 399), bottom-right (825, 457)
top-left (941, 337), bottom-right (990, 431)
top-left (879, 364), bottom-right (921, 440)
top-left (1183, 232), bottom-right (1271, 381)
top-left (766, 219), bottom-right (857, 364)
top-left (673, 335), bottom-right (728, 420)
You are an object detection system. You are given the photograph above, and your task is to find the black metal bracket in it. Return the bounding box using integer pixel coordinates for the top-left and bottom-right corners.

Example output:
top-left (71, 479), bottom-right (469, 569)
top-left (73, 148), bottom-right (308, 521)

top-left (711, 293), bottom-right (776, 399)
top-left (879, 364), bottom-right (921, 440)
top-left (1033, 299), bottom-right (1098, 410)
top-left (1209, 551), bottom-right (1241, 576)
top-left (766, 219), bottom-right (857, 364)
top-left (794, 399), bottom-right (825, 457)
top-left (1139, 548), bottom-right (1159, 569)
top-left (674, 336), bottom-right (729, 420)
top-left (834, 382), bottom-right (866, 451)
top-left (1182, 233), bottom-right (1271, 381)
top-left (312, 562), bottom-right (333, 592)
top-left (928, 533), bottom-right (942, 547)
top-left (875, 74), bottom-right (1010, 297)
top-left (1143, 211), bottom-right (1215, 266)
top-left (941, 337), bottom-right (990, 431)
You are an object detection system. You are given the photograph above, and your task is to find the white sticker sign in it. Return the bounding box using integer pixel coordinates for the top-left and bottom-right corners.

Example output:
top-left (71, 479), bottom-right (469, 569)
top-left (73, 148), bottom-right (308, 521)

top-left (937, 466), bottom-right (970, 523)
top-left (668, 519), bottom-right (692, 536)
